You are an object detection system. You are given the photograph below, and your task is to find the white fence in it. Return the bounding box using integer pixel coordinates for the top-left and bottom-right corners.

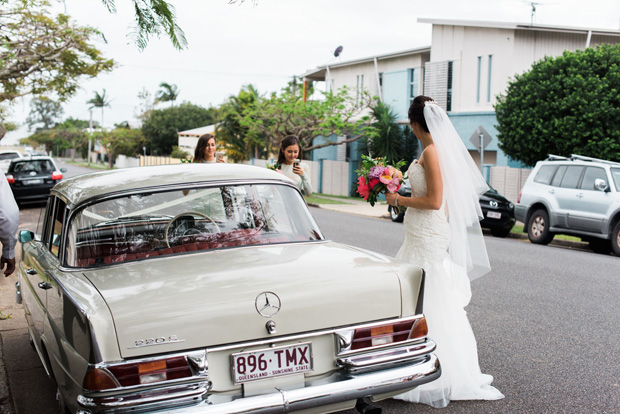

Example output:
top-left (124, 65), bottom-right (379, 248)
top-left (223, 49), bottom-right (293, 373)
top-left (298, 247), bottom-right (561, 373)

top-left (489, 166), bottom-right (531, 203)
top-left (321, 160), bottom-right (350, 196)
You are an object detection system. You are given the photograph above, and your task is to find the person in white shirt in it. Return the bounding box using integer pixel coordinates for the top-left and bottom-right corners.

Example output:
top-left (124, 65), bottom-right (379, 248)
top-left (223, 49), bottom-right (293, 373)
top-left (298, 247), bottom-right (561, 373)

top-left (0, 169), bottom-right (19, 276)
top-left (276, 135), bottom-right (313, 196)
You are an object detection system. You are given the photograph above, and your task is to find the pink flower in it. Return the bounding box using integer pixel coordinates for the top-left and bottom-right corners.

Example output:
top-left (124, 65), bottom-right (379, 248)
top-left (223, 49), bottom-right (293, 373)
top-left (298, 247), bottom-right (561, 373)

top-left (357, 176), bottom-right (370, 200)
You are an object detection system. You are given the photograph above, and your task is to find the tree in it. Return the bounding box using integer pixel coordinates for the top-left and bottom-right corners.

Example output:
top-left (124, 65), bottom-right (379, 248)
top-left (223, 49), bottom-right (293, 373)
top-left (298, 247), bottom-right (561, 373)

top-left (98, 0), bottom-right (186, 51)
top-left (87, 89), bottom-right (112, 129)
top-left (240, 85), bottom-right (375, 157)
top-left (95, 127), bottom-right (145, 168)
top-left (141, 102), bottom-right (217, 155)
top-left (495, 44), bottom-right (620, 166)
top-left (0, 0), bottom-right (115, 103)
top-left (155, 82), bottom-right (180, 107)
top-left (365, 102), bottom-right (403, 165)
top-left (217, 85), bottom-right (265, 162)
top-left (25, 97), bottom-right (63, 131)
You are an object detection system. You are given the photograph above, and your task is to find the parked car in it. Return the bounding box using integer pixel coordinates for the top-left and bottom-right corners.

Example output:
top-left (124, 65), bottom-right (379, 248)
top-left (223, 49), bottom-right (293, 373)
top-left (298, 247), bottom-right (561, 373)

top-left (0, 150), bottom-right (22, 173)
top-left (6, 156), bottom-right (66, 205)
top-left (515, 154), bottom-right (620, 255)
top-left (388, 180), bottom-right (516, 238)
top-left (17, 163), bottom-right (440, 414)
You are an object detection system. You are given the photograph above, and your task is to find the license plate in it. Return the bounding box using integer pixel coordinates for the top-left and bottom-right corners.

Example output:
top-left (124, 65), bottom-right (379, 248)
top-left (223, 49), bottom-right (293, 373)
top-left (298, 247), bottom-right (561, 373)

top-left (25, 179), bottom-right (43, 185)
top-left (231, 342), bottom-right (312, 384)
top-left (487, 211), bottom-right (502, 219)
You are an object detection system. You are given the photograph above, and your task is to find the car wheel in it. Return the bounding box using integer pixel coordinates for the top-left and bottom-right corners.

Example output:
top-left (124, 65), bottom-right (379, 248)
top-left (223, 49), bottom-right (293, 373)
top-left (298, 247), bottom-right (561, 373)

top-left (589, 238), bottom-right (612, 255)
top-left (491, 227), bottom-right (511, 238)
top-left (612, 221), bottom-right (620, 256)
top-left (527, 209), bottom-right (554, 245)
top-left (388, 206), bottom-right (404, 223)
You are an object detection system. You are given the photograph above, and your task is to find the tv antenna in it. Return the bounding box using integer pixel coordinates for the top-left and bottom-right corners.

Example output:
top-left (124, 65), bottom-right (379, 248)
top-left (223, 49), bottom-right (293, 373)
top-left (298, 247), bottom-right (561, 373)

top-left (524, 1), bottom-right (541, 26)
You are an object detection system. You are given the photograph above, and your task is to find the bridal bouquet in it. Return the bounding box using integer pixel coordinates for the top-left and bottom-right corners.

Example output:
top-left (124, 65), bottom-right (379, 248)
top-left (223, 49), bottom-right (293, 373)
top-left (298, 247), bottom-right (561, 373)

top-left (266, 162), bottom-right (282, 173)
top-left (356, 155), bottom-right (406, 208)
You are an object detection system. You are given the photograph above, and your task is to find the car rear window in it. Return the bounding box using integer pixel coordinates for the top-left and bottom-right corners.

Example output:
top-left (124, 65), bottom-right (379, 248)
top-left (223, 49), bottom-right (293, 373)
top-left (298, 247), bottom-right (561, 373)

top-left (533, 165), bottom-right (558, 185)
top-left (559, 166), bottom-right (584, 189)
top-left (0, 152), bottom-right (20, 160)
top-left (12, 160), bottom-right (54, 173)
top-left (65, 183), bottom-right (324, 267)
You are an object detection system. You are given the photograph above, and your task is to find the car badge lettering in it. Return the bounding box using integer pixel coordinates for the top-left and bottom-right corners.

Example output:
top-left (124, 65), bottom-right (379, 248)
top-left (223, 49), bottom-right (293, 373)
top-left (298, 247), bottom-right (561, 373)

top-left (490, 200), bottom-right (498, 207)
top-left (129, 335), bottom-right (186, 349)
top-left (256, 291), bottom-right (281, 318)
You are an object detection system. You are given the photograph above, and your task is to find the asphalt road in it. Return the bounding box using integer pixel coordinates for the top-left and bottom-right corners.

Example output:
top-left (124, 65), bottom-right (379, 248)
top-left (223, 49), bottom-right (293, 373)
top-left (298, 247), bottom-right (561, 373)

top-left (310, 207), bottom-right (620, 414)
top-left (2, 162), bottom-right (619, 413)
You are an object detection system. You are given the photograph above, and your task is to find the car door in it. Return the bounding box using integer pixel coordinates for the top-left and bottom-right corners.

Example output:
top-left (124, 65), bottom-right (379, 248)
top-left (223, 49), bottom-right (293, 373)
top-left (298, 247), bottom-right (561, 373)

top-left (20, 197), bottom-right (56, 348)
top-left (568, 166), bottom-right (609, 233)
top-left (548, 165), bottom-right (583, 228)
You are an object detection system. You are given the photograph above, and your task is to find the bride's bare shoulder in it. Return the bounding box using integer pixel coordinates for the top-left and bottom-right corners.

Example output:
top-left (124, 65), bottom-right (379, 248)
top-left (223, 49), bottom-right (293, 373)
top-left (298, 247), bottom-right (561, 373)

top-left (419, 144), bottom-right (438, 168)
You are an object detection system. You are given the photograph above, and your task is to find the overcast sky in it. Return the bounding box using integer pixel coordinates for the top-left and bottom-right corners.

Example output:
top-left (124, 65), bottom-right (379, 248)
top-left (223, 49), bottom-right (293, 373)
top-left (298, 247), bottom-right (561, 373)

top-left (3, 0), bottom-right (620, 145)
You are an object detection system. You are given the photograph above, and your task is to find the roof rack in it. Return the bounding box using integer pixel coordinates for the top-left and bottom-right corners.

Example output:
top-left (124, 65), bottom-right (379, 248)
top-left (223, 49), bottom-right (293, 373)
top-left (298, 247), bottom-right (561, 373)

top-left (570, 154), bottom-right (620, 166)
top-left (546, 154), bottom-right (570, 161)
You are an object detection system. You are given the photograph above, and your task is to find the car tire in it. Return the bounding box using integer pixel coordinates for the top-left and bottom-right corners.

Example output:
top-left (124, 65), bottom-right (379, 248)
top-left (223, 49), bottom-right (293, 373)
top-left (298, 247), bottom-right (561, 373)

top-left (388, 206), bottom-right (405, 223)
top-left (491, 227), bottom-right (511, 238)
top-left (612, 221), bottom-right (620, 256)
top-left (589, 238), bottom-right (612, 255)
top-left (527, 209), bottom-right (554, 245)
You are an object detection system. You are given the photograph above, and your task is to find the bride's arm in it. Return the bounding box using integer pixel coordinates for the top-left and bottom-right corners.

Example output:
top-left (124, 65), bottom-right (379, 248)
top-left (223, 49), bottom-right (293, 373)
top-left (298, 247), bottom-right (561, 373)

top-left (386, 146), bottom-right (443, 210)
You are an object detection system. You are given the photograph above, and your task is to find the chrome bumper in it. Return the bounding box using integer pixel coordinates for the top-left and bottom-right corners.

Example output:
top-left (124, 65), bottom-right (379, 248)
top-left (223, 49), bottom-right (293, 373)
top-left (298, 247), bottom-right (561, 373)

top-left (78, 341), bottom-right (439, 414)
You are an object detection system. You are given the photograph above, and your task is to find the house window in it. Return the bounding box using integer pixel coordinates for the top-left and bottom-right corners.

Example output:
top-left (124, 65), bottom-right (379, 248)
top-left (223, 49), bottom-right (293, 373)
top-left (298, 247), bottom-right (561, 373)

top-left (487, 55), bottom-right (493, 103)
top-left (476, 56), bottom-right (482, 103)
top-left (409, 68), bottom-right (419, 103)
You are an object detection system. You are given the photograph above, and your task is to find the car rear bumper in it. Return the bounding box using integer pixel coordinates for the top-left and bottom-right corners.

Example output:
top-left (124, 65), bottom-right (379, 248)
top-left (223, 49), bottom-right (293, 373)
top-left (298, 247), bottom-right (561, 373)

top-left (77, 342), bottom-right (440, 414)
top-left (514, 204), bottom-right (527, 223)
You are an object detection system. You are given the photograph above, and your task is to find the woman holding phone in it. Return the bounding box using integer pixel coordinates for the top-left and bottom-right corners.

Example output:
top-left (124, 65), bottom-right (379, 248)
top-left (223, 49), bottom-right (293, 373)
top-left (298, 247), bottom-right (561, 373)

top-left (276, 135), bottom-right (313, 196)
top-left (193, 134), bottom-right (226, 163)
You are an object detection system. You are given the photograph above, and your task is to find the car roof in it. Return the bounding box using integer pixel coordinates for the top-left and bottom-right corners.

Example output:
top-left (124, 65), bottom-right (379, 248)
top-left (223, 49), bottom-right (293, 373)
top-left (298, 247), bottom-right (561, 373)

top-left (52, 163), bottom-right (295, 207)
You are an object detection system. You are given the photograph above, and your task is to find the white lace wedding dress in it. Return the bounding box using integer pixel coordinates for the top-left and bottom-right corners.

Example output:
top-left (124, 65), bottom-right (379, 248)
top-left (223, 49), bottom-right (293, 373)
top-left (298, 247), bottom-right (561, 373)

top-left (394, 161), bottom-right (504, 408)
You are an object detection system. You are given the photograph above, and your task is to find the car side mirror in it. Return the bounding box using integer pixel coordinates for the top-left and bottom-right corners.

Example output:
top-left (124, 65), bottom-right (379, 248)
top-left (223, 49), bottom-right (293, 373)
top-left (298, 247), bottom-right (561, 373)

top-left (60, 168), bottom-right (67, 173)
top-left (19, 230), bottom-right (35, 243)
top-left (594, 178), bottom-right (609, 192)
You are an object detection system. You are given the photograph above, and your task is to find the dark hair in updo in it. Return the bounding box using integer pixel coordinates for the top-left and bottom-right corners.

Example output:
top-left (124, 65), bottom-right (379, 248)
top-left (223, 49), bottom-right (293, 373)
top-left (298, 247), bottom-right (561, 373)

top-left (408, 95), bottom-right (434, 133)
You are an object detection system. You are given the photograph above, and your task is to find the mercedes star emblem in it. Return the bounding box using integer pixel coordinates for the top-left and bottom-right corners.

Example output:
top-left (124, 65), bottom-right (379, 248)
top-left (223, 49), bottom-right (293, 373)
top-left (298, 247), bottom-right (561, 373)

top-left (255, 292), bottom-right (281, 318)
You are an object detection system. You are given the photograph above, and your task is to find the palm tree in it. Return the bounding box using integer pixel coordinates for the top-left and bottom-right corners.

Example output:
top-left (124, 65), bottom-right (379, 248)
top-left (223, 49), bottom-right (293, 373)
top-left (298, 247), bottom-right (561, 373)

top-left (155, 82), bottom-right (180, 107)
top-left (365, 102), bottom-right (404, 165)
top-left (87, 89), bottom-right (111, 129)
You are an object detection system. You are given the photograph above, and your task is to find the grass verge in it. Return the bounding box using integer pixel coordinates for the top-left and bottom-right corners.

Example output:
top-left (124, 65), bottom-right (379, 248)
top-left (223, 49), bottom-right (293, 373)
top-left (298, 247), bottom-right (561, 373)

top-left (511, 223), bottom-right (584, 242)
top-left (64, 160), bottom-right (110, 170)
top-left (305, 194), bottom-right (351, 205)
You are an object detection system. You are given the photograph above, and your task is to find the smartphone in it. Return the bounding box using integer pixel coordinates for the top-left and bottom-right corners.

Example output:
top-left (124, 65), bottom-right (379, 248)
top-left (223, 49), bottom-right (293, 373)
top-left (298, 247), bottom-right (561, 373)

top-left (216, 151), bottom-right (225, 161)
top-left (293, 158), bottom-right (300, 167)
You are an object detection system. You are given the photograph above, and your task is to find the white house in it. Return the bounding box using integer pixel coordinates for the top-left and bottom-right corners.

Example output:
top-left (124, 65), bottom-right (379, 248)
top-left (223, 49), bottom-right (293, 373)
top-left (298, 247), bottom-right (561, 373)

top-left (303, 18), bottom-right (620, 172)
top-left (177, 124), bottom-right (216, 156)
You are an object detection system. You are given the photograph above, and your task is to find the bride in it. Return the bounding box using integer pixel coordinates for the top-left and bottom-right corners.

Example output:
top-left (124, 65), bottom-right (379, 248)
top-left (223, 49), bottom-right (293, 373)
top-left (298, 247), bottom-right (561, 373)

top-left (385, 96), bottom-right (504, 408)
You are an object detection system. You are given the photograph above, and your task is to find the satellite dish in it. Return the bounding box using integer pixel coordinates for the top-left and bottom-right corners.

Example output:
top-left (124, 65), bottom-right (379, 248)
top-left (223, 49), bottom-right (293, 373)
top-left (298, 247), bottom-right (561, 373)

top-left (334, 45), bottom-right (343, 58)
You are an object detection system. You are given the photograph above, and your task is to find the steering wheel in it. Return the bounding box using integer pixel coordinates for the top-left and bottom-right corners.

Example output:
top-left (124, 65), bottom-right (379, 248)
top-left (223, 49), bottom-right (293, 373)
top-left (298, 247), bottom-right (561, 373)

top-left (165, 211), bottom-right (220, 247)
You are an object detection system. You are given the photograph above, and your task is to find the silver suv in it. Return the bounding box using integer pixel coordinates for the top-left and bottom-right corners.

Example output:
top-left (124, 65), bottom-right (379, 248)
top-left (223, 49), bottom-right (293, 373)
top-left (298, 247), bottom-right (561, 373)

top-left (515, 154), bottom-right (620, 255)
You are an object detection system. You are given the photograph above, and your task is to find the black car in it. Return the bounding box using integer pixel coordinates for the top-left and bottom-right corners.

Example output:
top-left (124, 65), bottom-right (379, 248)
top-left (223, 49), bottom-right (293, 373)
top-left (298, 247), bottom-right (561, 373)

top-left (388, 183), bottom-right (516, 238)
top-left (6, 156), bottom-right (66, 205)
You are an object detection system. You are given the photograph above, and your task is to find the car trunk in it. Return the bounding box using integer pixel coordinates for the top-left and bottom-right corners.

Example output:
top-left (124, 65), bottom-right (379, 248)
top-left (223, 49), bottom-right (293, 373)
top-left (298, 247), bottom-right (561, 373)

top-left (82, 241), bottom-right (404, 359)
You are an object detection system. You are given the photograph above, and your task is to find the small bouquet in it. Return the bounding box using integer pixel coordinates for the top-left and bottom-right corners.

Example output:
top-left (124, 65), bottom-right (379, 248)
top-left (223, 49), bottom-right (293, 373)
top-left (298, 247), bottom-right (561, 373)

top-left (266, 162), bottom-right (282, 173)
top-left (356, 155), bottom-right (406, 211)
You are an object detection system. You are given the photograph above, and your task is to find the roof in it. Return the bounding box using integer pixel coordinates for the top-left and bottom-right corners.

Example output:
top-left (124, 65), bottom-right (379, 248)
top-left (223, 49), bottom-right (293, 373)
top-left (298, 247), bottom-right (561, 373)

top-left (177, 124), bottom-right (216, 137)
top-left (418, 18), bottom-right (620, 37)
top-left (52, 163), bottom-right (294, 207)
top-left (302, 46), bottom-right (431, 81)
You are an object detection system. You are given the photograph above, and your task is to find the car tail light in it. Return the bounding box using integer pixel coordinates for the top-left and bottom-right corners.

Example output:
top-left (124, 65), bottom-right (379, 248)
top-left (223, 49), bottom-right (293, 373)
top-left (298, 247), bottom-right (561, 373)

top-left (350, 316), bottom-right (428, 350)
top-left (517, 191), bottom-right (522, 204)
top-left (52, 171), bottom-right (63, 180)
top-left (83, 356), bottom-right (192, 391)
top-left (6, 175), bottom-right (14, 184)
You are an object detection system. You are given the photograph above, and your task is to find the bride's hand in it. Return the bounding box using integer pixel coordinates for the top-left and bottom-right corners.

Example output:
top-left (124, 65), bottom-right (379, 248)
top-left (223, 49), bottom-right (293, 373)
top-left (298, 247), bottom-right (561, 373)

top-left (385, 192), bottom-right (398, 206)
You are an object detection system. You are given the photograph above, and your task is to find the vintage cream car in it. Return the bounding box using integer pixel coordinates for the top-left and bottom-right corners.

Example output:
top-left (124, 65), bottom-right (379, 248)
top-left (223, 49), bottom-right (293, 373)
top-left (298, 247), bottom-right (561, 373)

top-left (16, 163), bottom-right (439, 414)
